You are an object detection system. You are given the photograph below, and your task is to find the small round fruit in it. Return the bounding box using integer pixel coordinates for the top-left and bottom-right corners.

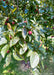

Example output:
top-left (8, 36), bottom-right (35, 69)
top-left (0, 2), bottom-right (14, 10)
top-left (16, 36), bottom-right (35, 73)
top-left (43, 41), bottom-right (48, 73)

top-left (6, 18), bottom-right (9, 21)
top-left (5, 22), bottom-right (7, 25)
top-left (36, 9), bottom-right (38, 11)
top-left (44, 21), bottom-right (47, 23)
top-left (52, 27), bottom-right (54, 29)
top-left (24, 21), bottom-right (27, 23)
top-left (23, 25), bottom-right (25, 28)
top-left (7, 50), bottom-right (10, 53)
top-left (46, 47), bottom-right (48, 50)
top-left (9, 35), bottom-right (12, 39)
top-left (3, 0), bottom-right (5, 1)
top-left (51, 36), bottom-right (54, 38)
top-left (28, 31), bottom-right (32, 35)
top-left (24, 41), bottom-right (26, 44)
top-left (53, 16), bottom-right (54, 19)
top-left (38, 11), bottom-right (39, 14)
top-left (6, 1), bottom-right (8, 4)
top-left (12, 21), bottom-right (15, 25)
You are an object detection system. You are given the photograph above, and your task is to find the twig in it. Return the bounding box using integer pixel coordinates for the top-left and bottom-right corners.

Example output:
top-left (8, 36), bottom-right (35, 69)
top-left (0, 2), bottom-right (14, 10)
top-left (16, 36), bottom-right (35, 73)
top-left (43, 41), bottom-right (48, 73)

top-left (17, 0), bottom-right (19, 11)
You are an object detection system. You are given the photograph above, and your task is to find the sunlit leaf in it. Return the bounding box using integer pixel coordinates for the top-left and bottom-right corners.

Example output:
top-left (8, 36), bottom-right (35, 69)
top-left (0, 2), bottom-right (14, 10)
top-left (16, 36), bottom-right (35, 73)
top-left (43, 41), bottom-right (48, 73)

top-left (30, 52), bottom-right (39, 68)
top-left (32, 68), bottom-right (40, 75)
top-left (27, 50), bottom-right (33, 57)
top-left (31, 20), bottom-right (36, 24)
top-left (5, 53), bottom-right (11, 66)
top-left (2, 17), bottom-right (7, 25)
top-left (11, 8), bottom-right (17, 13)
top-left (13, 50), bottom-right (24, 61)
top-left (0, 38), bottom-right (7, 45)
top-left (19, 44), bottom-right (27, 55)
top-left (9, 30), bottom-right (14, 37)
top-left (10, 37), bottom-right (19, 47)
top-left (1, 44), bottom-right (9, 58)
top-left (3, 70), bottom-right (8, 73)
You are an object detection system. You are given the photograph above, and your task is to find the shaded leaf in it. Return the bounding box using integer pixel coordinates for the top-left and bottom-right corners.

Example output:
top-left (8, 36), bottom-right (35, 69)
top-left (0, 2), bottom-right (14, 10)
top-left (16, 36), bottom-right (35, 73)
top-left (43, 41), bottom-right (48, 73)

top-left (27, 43), bottom-right (33, 50)
top-left (0, 54), bottom-right (2, 62)
top-left (39, 45), bottom-right (46, 54)
top-left (40, 29), bottom-right (46, 33)
top-left (22, 28), bottom-right (27, 39)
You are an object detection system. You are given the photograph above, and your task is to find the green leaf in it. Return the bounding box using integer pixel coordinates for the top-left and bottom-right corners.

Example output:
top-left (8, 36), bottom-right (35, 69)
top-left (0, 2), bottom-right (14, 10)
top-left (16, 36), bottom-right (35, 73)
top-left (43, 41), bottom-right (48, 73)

top-left (3, 70), bottom-right (8, 73)
top-left (5, 53), bottom-right (11, 66)
top-left (31, 20), bottom-right (36, 24)
top-left (39, 45), bottom-right (46, 54)
top-left (19, 40), bottom-right (23, 47)
top-left (19, 44), bottom-right (27, 55)
top-left (9, 30), bottom-right (14, 37)
top-left (27, 50), bottom-right (33, 57)
top-left (17, 29), bottom-right (22, 32)
top-left (0, 38), bottom-right (7, 46)
top-left (52, 38), bottom-right (54, 47)
top-left (13, 50), bottom-right (23, 61)
top-left (23, 44), bottom-right (27, 51)
top-left (13, 19), bottom-right (17, 22)
top-left (10, 37), bottom-right (19, 47)
top-left (33, 30), bottom-right (40, 41)
top-left (32, 68), bottom-right (40, 75)
top-left (2, 17), bottom-right (7, 25)
top-left (30, 52), bottom-right (39, 68)
top-left (1, 44), bottom-right (9, 58)
top-left (0, 54), bottom-right (2, 62)
top-left (29, 36), bottom-right (32, 42)
top-left (22, 28), bottom-right (27, 39)
top-left (41, 60), bottom-right (44, 69)
top-left (27, 43), bottom-right (33, 50)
